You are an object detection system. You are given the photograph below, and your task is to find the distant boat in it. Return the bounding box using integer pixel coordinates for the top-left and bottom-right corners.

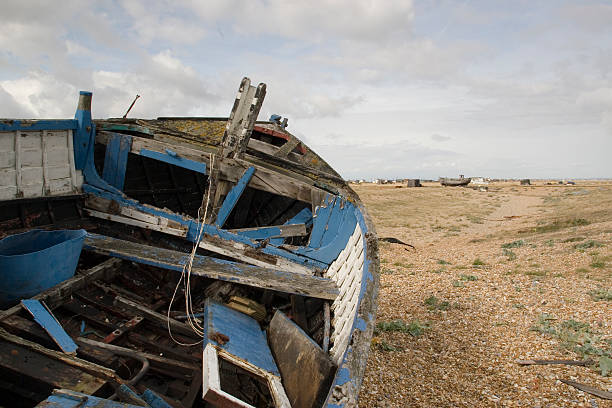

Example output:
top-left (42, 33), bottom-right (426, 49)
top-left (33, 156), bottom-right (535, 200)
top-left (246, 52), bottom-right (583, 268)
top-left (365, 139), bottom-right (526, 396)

top-left (440, 175), bottom-right (471, 186)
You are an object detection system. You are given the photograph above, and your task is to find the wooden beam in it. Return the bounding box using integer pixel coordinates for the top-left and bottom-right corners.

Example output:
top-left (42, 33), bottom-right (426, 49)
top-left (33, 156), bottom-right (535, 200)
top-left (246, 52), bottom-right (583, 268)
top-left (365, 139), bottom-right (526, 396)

top-left (84, 233), bottom-right (339, 300)
top-left (220, 78), bottom-right (266, 159)
top-left (214, 166), bottom-right (255, 228)
top-left (0, 327), bottom-right (122, 383)
top-left (230, 223), bottom-right (307, 240)
top-left (21, 299), bottom-right (78, 354)
top-left (112, 296), bottom-right (197, 338)
top-left (96, 131), bottom-right (327, 203)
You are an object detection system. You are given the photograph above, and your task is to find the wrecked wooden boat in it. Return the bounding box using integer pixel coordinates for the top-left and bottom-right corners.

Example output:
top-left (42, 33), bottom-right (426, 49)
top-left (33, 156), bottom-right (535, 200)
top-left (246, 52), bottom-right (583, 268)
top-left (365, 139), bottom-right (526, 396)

top-left (0, 78), bottom-right (379, 407)
top-left (440, 175), bottom-right (471, 187)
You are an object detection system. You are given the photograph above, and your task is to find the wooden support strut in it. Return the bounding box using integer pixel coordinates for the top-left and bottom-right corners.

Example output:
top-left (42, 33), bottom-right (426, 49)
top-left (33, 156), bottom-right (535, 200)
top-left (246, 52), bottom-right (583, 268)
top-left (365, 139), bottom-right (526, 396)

top-left (84, 233), bottom-right (339, 300)
top-left (206, 78), bottom-right (266, 224)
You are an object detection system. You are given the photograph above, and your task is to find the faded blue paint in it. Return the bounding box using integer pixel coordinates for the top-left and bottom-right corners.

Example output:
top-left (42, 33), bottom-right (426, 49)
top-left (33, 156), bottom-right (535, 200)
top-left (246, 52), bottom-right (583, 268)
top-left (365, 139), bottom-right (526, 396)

top-left (83, 233), bottom-right (337, 298)
top-left (354, 317), bottom-right (367, 331)
top-left (324, 204), bottom-right (378, 408)
top-left (102, 133), bottom-right (132, 190)
top-left (73, 91), bottom-right (94, 170)
top-left (235, 225), bottom-right (283, 240)
top-left (269, 207), bottom-right (313, 246)
top-left (142, 389), bottom-right (173, 408)
top-left (204, 299), bottom-right (280, 376)
top-left (214, 166), bottom-right (255, 228)
top-left (139, 148), bottom-right (207, 174)
top-left (335, 367), bottom-right (352, 386)
top-left (293, 197), bottom-right (357, 264)
top-left (0, 229), bottom-right (86, 306)
top-left (0, 119), bottom-right (77, 131)
top-left (21, 299), bottom-right (78, 353)
top-left (83, 184), bottom-right (327, 269)
top-left (36, 388), bottom-right (160, 407)
top-left (98, 122), bottom-right (154, 136)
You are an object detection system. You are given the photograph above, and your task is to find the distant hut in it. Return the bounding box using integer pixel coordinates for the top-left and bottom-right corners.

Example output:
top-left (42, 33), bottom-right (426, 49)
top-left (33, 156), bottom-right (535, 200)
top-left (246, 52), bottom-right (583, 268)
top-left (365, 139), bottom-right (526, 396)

top-left (520, 179), bottom-right (531, 185)
top-left (406, 179), bottom-right (421, 187)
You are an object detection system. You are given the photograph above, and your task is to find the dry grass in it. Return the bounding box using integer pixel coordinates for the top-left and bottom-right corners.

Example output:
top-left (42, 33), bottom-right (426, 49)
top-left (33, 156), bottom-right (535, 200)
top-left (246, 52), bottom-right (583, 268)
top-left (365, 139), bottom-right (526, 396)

top-left (355, 180), bottom-right (612, 407)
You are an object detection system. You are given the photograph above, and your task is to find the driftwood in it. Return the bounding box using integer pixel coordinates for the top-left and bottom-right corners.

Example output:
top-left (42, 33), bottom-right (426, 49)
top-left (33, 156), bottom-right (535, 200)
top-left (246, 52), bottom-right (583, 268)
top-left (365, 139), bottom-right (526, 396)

top-left (516, 359), bottom-right (593, 366)
top-left (379, 237), bottom-right (415, 249)
top-left (560, 379), bottom-right (612, 400)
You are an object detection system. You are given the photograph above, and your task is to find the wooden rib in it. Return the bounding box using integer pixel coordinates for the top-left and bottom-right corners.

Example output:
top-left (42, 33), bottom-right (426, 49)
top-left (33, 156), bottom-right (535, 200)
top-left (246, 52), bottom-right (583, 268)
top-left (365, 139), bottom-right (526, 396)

top-left (84, 234), bottom-right (338, 300)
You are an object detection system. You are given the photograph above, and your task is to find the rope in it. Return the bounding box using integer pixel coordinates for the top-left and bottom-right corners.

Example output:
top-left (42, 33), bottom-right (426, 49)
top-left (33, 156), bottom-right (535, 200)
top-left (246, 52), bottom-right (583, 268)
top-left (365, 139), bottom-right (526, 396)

top-left (167, 153), bottom-right (215, 345)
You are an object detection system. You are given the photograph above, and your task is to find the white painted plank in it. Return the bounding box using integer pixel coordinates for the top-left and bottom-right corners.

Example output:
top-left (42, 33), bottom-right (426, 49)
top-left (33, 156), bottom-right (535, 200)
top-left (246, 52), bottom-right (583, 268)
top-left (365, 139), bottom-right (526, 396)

top-left (0, 133), bottom-right (15, 150)
top-left (202, 344), bottom-right (220, 395)
top-left (84, 209), bottom-right (189, 237)
top-left (21, 183), bottom-right (43, 198)
top-left (48, 178), bottom-right (73, 195)
top-left (21, 167), bottom-right (43, 185)
top-left (0, 151), bottom-right (16, 168)
top-left (21, 149), bottom-right (43, 167)
top-left (0, 186), bottom-right (17, 200)
top-left (20, 132), bottom-right (42, 149)
top-left (14, 131), bottom-right (22, 197)
top-left (47, 165), bottom-right (71, 180)
top-left (0, 169), bottom-right (16, 186)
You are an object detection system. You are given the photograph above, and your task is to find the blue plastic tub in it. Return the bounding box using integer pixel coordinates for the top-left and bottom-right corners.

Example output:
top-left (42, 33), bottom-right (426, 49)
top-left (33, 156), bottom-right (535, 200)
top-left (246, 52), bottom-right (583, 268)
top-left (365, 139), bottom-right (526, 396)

top-left (0, 229), bottom-right (87, 307)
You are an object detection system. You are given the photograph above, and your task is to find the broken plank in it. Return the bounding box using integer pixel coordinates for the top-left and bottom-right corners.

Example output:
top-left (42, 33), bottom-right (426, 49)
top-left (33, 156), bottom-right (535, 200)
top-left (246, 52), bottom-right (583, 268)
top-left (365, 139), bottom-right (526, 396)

top-left (112, 295), bottom-right (197, 338)
top-left (516, 359), bottom-right (593, 366)
top-left (214, 166), bottom-right (255, 228)
top-left (560, 379), bottom-right (612, 400)
top-left (268, 310), bottom-right (336, 408)
top-left (84, 233), bottom-right (339, 300)
top-left (0, 340), bottom-right (107, 396)
top-left (229, 223), bottom-right (307, 240)
top-left (0, 327), bottom-right (122, 383)
top-left (21, 299), bottom-right (78, 354)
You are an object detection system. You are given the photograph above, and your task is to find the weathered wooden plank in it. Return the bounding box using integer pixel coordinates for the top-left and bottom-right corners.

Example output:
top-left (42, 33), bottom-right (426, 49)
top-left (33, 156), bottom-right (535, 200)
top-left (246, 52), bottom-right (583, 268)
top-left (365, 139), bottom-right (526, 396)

top-left (220, 78), bottom-right (267, 159)
top-left (214, 166), bottom-right (255, 228)
top-left (268, 311), bottom-right (336, 408)
top-left (84, 234), bottom-right (338, 300)
top-left (21, 299), bottom-right (78, 354)
top-left (0, 340), bottom-right (107, 395)
top-left (273, 135), bottom-right (300, 159)
top-left (204, 299), bottom-right (279, 376)
top-left (101, 132), bottom-right (132, 190)
top-left (231, 223), bottom-right (307, 240)
top-left (139, 147), bottom-right (207, 174)
top-left (84, 208), bottom-right (188, 237)
top-left (0, 327), bottom-right (122, 383)
top-left (112, 296), bottom-right (196, 338)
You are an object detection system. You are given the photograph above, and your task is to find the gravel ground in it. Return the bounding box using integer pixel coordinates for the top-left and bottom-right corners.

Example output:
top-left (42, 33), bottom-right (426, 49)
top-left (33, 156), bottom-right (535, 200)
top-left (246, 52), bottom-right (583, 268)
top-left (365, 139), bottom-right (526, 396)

top-left (354, 181), bottom-right (612, 408)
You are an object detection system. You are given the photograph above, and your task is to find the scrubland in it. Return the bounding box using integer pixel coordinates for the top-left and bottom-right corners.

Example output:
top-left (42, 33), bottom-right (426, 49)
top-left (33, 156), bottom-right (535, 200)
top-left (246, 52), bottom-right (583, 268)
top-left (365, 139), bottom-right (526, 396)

top-left (355, 181), bottom-right (612, 407)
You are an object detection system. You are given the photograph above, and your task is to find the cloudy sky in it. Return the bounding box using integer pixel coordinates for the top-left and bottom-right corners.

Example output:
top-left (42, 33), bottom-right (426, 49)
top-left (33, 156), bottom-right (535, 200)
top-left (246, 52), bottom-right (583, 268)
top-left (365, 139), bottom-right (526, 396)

top-left (2, 1), bottom-right (611, 180)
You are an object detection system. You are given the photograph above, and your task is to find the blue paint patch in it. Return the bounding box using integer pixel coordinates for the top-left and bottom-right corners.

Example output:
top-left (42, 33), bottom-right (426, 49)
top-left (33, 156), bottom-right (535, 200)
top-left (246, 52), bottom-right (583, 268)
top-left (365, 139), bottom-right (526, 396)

top-left (214, 166), bottom-right (255, 228)
top-left (235, 226), bottom-right (283, 240)
top-left (269, 207), bottom-right (313, 246)
top-left (139, 148), bottom-right (207, 174)
top-left (294, 197), bottom-right (357, 264)
top-left (142, 389), bottom-right (174, 408)
top-left (335, 367), bottom-right (352, 386)
top-left (73, 91), bottom-right (93, 170)
top-left (102, 133), bottom-right (132, 190)
top-left (21, 299), bottom-right (78, 354)
top-left (204, 299), bottom-right (280, 376)
top-left (0, 119), bottom-right (78, 131)
top-left (354, 317), bottom-right (367, 331)
top-left (83, 184), bottom-right (328, 269)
